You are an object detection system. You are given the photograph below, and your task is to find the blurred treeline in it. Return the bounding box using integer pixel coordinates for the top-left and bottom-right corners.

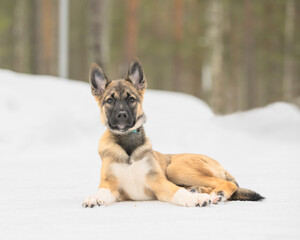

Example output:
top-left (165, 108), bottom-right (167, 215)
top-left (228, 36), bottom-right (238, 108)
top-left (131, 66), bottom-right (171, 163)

top-left (0, 0), bottom-right (299, 114)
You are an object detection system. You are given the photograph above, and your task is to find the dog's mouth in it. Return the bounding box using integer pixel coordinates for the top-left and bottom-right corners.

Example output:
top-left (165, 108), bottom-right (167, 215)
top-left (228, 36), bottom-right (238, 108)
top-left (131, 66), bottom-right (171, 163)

top-left (108, 122), bottom-right (135, 133)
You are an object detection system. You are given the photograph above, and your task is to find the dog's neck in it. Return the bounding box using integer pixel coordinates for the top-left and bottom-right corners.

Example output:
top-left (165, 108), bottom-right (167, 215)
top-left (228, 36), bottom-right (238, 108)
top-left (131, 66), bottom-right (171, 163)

top-left (112, 126), bottom-right (146, 156)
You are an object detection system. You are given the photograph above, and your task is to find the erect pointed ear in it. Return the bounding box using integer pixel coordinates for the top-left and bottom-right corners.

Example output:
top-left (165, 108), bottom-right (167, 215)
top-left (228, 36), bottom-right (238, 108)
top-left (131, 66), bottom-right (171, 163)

top-left (127, 58), bottom-right (147, 90)
top-left (89, 63), bottom-right (110, 97)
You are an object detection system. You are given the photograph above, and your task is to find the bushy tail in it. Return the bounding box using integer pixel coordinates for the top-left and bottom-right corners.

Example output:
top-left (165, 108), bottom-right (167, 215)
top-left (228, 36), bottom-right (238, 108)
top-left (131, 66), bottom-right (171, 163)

top-left (229, 188), bottom-right (265, 201)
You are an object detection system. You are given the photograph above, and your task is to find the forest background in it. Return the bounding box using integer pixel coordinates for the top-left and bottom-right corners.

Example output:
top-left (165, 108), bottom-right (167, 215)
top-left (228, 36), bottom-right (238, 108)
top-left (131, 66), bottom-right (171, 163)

top-left (0, 0), bottom-right (299, 114)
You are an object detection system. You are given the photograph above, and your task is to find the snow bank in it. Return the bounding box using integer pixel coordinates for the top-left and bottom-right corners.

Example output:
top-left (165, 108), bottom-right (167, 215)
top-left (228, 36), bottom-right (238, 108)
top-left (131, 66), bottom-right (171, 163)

top-left (1, 69), bottom-right (300, 239)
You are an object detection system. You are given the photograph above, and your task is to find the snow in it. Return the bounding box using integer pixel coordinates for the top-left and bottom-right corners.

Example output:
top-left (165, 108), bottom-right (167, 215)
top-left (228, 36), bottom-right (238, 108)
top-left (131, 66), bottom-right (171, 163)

top-left (1, 69), bottom-right (300, 239)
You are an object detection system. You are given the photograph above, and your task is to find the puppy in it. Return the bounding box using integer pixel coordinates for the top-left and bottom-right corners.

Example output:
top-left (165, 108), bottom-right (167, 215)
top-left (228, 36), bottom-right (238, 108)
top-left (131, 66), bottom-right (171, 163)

top-left (83, 58), bottom-right (264, 208)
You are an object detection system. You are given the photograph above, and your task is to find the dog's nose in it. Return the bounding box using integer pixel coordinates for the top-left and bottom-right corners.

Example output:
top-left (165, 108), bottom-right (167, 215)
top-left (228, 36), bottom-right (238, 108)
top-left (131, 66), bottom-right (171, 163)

top-left (117, 111), bottom-right (128, 119)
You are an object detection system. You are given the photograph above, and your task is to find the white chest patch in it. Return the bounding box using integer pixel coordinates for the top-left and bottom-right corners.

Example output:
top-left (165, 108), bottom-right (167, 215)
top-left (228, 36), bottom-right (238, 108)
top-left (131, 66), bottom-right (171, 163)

top-left (110, 157), bottom-right (154, 201)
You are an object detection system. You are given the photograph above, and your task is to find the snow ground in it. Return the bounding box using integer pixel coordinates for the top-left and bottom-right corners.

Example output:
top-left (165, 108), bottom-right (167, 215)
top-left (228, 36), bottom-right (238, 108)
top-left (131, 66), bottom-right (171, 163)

top-left (1, 69), bottom-right (300, 240)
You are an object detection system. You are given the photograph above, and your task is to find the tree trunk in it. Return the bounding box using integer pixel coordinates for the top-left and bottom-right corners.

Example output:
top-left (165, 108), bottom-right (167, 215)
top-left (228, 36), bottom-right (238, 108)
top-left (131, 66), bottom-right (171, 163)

top-left (124, 0), bottom-right (139, 64)
top-left (207, 0), bottom-right (224, 114)
top-left (88, 0), bottom-right (102, 67)
top-left (283, 0), bottom-right (295, 101)
top-left (223, 2), bottom-right (238, 113)
top-left (88, 0), bottom-right (111, 68)
top-left (100, 0), bottom-right (111, 67)
top-left (240, 0), bottom-right (256, 110)
top-left (34, 0), bottom-right (57, 75)
top-left (58, 0), bottom-right (69, 78)
top-left (13, 0), bottom-right (28, 72)
top-left (172, 0), bottom-right (183, 92)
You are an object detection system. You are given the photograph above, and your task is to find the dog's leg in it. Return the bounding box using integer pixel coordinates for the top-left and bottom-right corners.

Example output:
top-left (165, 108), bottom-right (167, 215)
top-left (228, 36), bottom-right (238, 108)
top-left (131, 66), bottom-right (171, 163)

top-left (209, 180), bottom-right (238, 202)
top-left (82, 177), bottom-right (120, 208)
top-left (166, 163), bottom-right (238, 202)
top-left (146, 173), bottom-right (215, 207)
top-left (83, 160), bottom-right (120, 208)
top-left (166, 155), bottom-right (238, 201)
top-left (167, 170), bottom-right (238, 202)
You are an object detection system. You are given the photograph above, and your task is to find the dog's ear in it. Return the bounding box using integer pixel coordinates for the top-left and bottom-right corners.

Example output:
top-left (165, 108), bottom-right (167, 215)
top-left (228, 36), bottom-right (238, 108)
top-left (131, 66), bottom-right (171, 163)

top-left (127, 58), bottom-right (147, 90)
top-left (89, 63), bottom-right (110, 97)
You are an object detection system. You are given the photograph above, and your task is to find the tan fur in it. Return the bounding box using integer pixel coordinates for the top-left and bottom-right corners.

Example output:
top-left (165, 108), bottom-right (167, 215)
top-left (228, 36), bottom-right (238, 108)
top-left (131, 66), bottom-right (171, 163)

top-left (165, 153), bottom-right (238, 198)
top-left (83, 59), bottom-right (263, 208)
top-left (96, 130), bottom-right (182, 203)
top-left (86, 111), bottom-right (237, 206)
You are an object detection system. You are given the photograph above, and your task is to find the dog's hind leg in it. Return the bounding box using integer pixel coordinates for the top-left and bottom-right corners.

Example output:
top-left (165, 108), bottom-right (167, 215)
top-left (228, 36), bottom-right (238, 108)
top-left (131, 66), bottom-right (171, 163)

top-left (166, 159), bottom-right (238, 201)
top-left (225, 170), bottom-right (239, 187)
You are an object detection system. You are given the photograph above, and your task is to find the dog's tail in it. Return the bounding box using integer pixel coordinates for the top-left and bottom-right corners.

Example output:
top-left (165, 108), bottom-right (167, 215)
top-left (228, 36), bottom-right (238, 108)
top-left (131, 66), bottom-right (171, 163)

top-left (225, 170), bottom-right (264, 201)
top-left (229, 188), bottom-right (265, 201)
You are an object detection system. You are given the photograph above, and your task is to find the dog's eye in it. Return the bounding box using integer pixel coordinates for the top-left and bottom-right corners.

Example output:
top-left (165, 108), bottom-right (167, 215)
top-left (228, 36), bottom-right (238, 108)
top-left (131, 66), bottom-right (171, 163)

top-left (128, 97), bottom-right (135, 103)
top-left (106, 98), bottom-right (113, 104)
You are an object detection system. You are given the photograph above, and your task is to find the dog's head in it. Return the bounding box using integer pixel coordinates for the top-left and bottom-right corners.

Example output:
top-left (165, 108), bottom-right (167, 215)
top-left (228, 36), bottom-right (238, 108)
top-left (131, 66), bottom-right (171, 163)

top-left (89, 58), bottom-right (147, 134)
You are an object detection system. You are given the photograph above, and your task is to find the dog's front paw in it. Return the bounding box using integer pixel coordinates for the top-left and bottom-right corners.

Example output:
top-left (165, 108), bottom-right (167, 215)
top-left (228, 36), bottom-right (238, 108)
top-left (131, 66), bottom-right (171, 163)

top-left (82, 188), bottom-right (116, 208)
top-left (171, 188), bottom-right (213, 207)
